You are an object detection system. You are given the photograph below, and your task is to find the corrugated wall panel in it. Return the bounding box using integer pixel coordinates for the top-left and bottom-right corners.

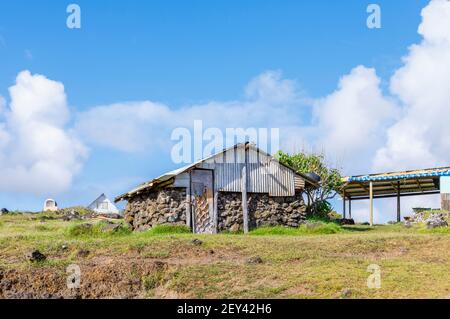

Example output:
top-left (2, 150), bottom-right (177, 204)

top-left (198, 145), bottom-right (298, 196)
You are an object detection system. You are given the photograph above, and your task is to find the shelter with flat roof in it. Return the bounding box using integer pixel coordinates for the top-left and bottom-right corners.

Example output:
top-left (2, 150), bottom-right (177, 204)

top-left (339, 167), bottom-right (450, 225)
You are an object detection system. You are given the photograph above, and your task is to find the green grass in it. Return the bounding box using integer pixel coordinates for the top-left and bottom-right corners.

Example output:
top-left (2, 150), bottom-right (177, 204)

top-left (0, 213), bottom-right (449, 298)
top-left (250, 222), bottom-right (342, 235)
top-left (143, 224), bottom-right (192, 235)
top-left (66, 221), bottom-right (131, 237)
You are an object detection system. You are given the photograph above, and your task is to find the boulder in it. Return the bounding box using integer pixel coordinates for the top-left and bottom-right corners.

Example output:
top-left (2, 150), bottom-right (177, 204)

top-left (28, 250), bottom-right (46, 262)
top-left (62, 209), bottom-right (81, 221)
top-left (425, 214), bottom-right (448, 229)
top-left (338, 218), bottom-right (355, 225)
top-left (191, 239), bottom-right (203, 246)
top-left (1, 208), bottom-right (9, 215)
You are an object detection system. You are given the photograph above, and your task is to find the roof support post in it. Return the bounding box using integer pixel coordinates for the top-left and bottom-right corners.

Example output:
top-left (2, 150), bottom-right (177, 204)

top-left (213, 190), bottom-right (218, 234)
top-left (241, 145), bottom-right (249, 234)
top-left (349, 198), bottom-right (352, 219)
top-left (187, 170), bottom-right (195, 233)
top-left (397, 181), bottom-right (401, 223)
top-left (369, 181), bottom-right (374, 227)
top-left (343, 190), bottom-right (346, 219)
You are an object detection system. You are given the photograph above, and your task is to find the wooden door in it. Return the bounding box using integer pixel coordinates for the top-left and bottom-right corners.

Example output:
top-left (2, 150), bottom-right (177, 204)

top-left (191, 169), bottom-right (214, 234)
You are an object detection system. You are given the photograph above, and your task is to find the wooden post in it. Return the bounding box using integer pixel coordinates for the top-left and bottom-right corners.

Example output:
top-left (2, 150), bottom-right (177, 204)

top-left (213, 191), bottom-right (218, 234)
top-left (241, 165), bottom-right (249, 234)
top-left (343, 190), bottom-right (346, 219)
top-left (397, 181), bottom-right (401, 222)
top-left (186, 171), bottom-right (192, 230)
top-left (349, 198), bottom-right (352, 219)
top-left (369, 181), bottom-right (374, 226)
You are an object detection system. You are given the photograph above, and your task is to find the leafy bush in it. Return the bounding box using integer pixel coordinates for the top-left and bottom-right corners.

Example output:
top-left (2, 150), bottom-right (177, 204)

top-left (276, 150), bottom-right (343, 217)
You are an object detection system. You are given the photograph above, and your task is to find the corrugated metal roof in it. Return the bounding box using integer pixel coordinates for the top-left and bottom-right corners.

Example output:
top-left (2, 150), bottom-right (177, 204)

top-left (344, 167), bottom-right (450, 182)
top-left (340, 166), bottom-right (450, 199)
top-left (115, 143), bottom-right (318, 202)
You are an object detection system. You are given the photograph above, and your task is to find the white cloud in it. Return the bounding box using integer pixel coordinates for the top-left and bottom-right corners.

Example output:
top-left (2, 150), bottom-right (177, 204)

top-left (74, 71), bottom-right (308, 155)
top-left (312, 66), bottom-right (396, 173)
top-left (374, 0), bottom-right (450, 171)
top-left (0, 71), bottom-right (87, 195)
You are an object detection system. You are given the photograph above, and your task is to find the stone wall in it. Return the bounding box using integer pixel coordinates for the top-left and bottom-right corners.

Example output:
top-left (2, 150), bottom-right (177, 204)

top-left (217, 192), bottom-right (307, 232)
top-left (124, 188), bottom-right (307, 232)
top-left (124, 188), bottom-right (187, 231)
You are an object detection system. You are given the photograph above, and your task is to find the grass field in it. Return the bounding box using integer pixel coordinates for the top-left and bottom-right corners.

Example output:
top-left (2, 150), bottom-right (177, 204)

top-left (0, 213), bottom-right (449, 298)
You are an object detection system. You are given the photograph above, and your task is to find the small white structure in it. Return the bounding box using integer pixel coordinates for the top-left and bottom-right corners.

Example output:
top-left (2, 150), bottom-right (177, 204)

top-left (43, 199), bottom-right (58, 212)
top-left (88, 193), bottom-right (120, 215)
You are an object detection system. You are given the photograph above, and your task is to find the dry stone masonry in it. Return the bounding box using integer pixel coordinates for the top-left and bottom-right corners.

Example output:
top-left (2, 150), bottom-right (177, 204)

top-left (124, 188), bottom-right (307, 232)
top-left (124, 188), bottom-right (187, 231)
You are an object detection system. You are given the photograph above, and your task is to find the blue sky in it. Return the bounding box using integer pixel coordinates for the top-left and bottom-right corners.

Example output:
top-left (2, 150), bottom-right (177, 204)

top-left (0, 0), bottom-right (447, 222)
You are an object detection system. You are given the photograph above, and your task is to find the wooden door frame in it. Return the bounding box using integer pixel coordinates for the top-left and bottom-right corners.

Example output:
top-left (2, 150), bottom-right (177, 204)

top-left (188, 168), bottom-right (215, 234)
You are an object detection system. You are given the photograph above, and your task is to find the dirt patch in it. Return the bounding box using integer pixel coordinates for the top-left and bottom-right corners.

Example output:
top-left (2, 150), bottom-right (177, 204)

top-left (0, 257), bottom-right (168, 299)
top-left (0, 249), bottom-right (249, 299)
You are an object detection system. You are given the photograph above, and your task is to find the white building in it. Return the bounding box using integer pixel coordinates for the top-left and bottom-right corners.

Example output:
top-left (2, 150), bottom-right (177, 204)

top-left (43, 199), bottom-right (58, 212)
top-left (88, 193), bottom-right (121, 215)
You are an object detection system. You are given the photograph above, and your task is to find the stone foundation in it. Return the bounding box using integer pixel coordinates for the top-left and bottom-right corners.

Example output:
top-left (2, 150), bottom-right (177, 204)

top-left (124, 188), bottom-right (187, 231)
top-left (124, 188), bottom-right (307, 232)
top-left (217, 192), bottom-right (307, 232)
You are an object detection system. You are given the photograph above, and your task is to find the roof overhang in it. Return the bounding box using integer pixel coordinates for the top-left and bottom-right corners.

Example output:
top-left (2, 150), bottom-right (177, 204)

top-left (340, 167), bottom-right (450, 200)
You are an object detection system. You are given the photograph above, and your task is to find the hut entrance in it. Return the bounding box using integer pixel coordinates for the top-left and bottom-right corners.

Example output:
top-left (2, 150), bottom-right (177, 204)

top-left (191, 169), bottom-right (214, 234)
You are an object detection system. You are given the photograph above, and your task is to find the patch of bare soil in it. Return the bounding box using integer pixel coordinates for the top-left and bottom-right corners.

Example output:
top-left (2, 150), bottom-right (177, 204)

top-left (0, 248), bottom-right (248, 299)
top-left (0, 256), bottom-right (166, 299)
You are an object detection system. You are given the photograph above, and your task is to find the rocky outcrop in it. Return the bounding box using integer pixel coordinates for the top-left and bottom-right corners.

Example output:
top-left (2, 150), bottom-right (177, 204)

top-left (425, 214), bottom-right (448, 229)
top-left (124, 188), bottom-right (187, 231)
top-left (217, 192), bottom-right (307, 232)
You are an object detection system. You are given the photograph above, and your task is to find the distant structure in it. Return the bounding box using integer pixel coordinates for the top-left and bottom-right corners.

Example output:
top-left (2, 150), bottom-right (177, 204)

top-left (88, 193), bottom-right (120, 215)
top-left (43, 199), bottom-right (58, 212)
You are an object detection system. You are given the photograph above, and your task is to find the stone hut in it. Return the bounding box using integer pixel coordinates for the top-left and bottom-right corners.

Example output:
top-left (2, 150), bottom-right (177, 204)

top-left (115, 143), bottom-right (318, 233)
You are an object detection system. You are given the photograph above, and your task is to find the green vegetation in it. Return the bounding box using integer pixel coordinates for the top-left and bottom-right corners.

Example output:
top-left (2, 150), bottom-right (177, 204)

top-left (250, 223), bottom-right (342, 235)
top-left (0, 213), bottom-right (449, 298)
top-left (143, 224), bottom-right (192, 235)
top-left (276, 151), bottom-right (343, 217)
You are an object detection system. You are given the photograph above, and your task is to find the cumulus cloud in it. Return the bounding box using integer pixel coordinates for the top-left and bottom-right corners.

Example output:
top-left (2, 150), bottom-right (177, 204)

top-left (0, 71), bottom-right (87, 194)
top-left (374, 0), bottom-right (450, 171)
top-left (74, 70), bottom-right (307, 155)
top-left (313, 66), bottom-right (397, 173)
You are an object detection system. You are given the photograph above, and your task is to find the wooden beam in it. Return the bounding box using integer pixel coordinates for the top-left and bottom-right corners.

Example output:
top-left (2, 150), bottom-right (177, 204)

top-left (349, 198), bottom-right (352, 219)
top-left (397, 181), bottom-right (401, 222)
top-left (241, 165), bottom-right (249, 233)
top-left (369, 181), bottom-right (374, 227)
top-left (350, 190), bottom-right (440, 201)
top-left (242, 144), bottom-right (249, 234)
top-left (213, 191), bottom-right (218, 234)
top-left (416, 179), bottom-right (423, 192)
top-left (343, 190), bottom-right (346, 219)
